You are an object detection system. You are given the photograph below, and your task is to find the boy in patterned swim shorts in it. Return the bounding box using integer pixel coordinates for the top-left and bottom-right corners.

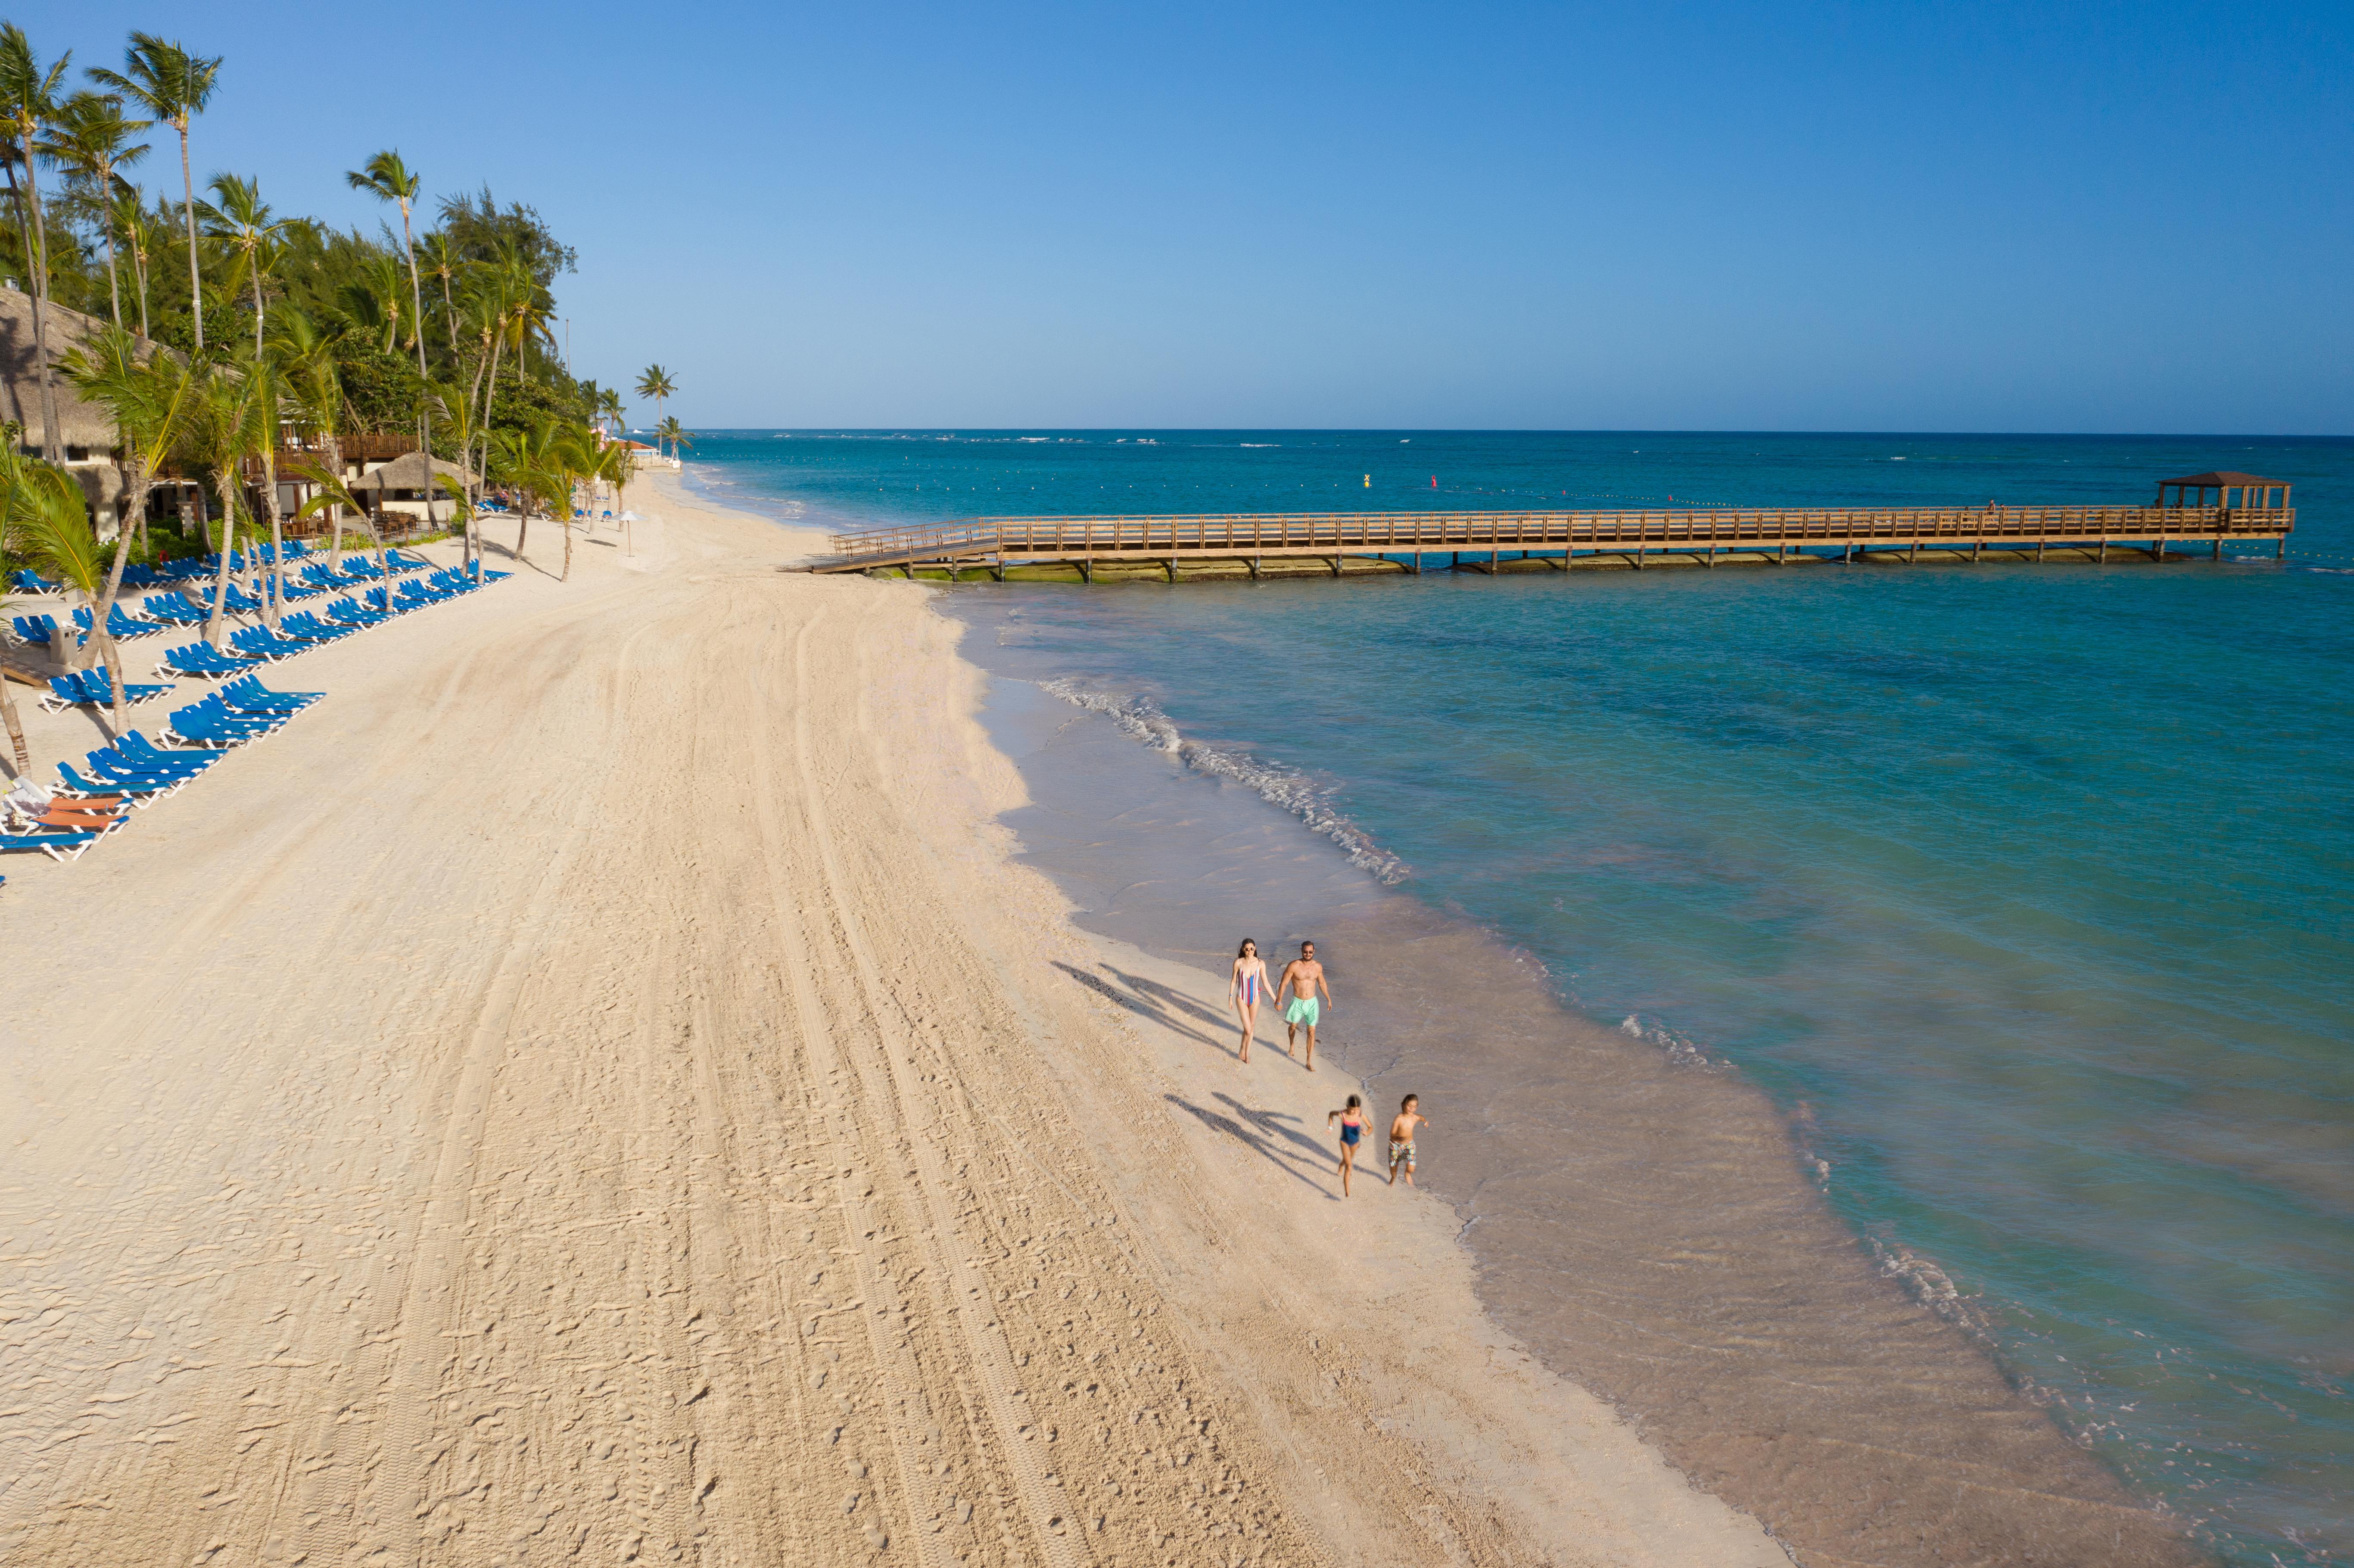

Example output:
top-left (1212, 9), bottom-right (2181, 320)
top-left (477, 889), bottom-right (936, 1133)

top-left (1388, 1094), bottom-right (1429, 1187)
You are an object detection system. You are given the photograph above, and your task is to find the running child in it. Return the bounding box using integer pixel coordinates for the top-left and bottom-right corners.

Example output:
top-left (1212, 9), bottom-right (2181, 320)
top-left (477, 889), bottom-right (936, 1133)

top-left (1388, 1095), bottom-right (1429, 1187)
top-left (1327, 1094), bottom-right (1368, 1197)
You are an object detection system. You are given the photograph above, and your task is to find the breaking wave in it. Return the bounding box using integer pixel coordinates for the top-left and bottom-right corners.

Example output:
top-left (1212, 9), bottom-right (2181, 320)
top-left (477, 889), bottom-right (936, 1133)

top-left (1038, 678), bottom-right (1408, 884)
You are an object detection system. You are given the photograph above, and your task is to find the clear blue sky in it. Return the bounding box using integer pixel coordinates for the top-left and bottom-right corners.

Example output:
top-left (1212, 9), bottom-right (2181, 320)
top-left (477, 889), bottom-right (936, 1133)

top-left (46, 0), bottom-right (2354, 432)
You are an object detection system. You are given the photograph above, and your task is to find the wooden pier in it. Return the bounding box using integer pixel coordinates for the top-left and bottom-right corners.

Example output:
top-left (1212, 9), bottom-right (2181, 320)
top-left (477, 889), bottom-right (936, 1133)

top-left (809, 473), bottom-right (2295, 582)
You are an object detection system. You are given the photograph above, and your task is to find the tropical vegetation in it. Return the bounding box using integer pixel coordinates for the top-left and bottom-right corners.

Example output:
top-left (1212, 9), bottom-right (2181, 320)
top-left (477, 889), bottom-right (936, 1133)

top-left (0, 19), bottom-right (679, 780)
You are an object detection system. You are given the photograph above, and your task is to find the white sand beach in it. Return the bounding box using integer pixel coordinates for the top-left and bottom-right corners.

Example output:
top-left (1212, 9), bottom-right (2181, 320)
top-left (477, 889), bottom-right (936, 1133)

top-left (0, 474), bottom-right (1786, 1566)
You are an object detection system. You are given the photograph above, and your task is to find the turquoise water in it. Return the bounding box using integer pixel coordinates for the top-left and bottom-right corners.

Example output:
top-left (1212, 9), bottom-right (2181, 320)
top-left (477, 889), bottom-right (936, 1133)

top-left (691, 431), bottom-right (2354, 1565)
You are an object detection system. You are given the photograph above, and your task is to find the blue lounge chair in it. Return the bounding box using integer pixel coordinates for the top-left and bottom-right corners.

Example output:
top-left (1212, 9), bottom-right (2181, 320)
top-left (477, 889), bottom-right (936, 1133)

top-left (158, 641), bottom-right (265, 679)
top-left (0, 829), bottom-right (103, 862)
top-left (115, 731), bottom-right (220, 771)
top-left (56, 759), bottom-right (180, 801)
top-left (99, 603), bottom-right (167, 641)
top-left (385, 549), bottom-right (434, 573)
top-left (220, 675), bottom-right (323, 714)
top-left (325, 596), bottom-right (392, 629)
top-left (8, 568), bottom-right (60, 594)
top-left (140, 592), bottom-right (210, 626)
top-left (160, 696), bottom-right (282, 748)
top-left (12, 613), bottom-right (82, 649)
top-left (227, 627), bottom-right (309, 663)
top-left (280, 612), bottom-right (355, 642)
top-left (221, 585), bottom-right (266, 616)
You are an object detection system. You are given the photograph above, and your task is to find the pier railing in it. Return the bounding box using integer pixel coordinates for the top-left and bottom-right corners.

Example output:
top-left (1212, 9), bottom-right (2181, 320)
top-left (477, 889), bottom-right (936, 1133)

top-left (815, 504), bottom-right (2294, 572)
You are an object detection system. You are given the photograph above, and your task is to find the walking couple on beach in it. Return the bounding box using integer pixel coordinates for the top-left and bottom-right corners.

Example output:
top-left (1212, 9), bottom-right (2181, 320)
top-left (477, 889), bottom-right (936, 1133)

top-left (1229, 938), bottom-right (1329, 1070)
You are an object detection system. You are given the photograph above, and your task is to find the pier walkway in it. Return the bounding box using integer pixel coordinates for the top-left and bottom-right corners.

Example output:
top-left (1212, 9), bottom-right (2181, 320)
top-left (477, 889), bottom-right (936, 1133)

top-left (810, 482), bottom-right (2295, 582)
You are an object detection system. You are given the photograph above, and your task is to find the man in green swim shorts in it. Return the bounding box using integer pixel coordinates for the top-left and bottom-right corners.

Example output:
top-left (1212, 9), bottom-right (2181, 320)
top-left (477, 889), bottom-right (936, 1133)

top-left (1275, 940), bottom-right (1333, 1071)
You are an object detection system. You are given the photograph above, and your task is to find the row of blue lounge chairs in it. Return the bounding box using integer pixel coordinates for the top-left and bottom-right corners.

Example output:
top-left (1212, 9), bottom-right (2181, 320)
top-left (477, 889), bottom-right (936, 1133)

top-left (156, 568), bottom-right (506, 679)
top-left (1, 677), bottom-right (323, 862)
top-left (9, 549), bottom-right (444, 650)
top-left (37, 665), bottom-right (174, 714)
top-left (9, 543), bottom-right (322, 599)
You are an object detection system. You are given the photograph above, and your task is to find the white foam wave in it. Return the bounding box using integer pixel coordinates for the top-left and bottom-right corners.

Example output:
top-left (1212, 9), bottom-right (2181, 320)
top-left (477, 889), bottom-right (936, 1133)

top-left (1868, 1235), bottom-right (1988, 1335)
top-left (1618, 1013), bottom-right (1716, 1070)
top-left (1037, 679), bottom-right (1408, 884)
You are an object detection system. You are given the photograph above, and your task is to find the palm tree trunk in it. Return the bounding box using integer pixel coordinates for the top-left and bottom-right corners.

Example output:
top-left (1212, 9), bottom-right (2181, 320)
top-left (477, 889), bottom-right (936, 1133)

top-left (260, 452), bottom-right (285, 631)
top-left (205, 464), bottom-right (237, 649)
top-left (250, 260), bottom-right (264, 359)
top-left (100, 461), bottom-right (152, 736)
top-left (0, 670), bottom-right (28, 774)
top-left (100, 170), bottom-right (123, 330)
top-left (18, 130), bottom-right (63, 465)
top-left (325, 432), bottom-right (345, 569)
top-left (179, 121), bottom-right (202, 352)
top-left (130, 216), bottom-right (149, 337)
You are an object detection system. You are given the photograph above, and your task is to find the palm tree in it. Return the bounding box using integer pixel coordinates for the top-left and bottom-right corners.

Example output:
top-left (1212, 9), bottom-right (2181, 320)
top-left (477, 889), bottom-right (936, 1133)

top-left (346, 151), bottom-right (428, 383)
top-left (416, 229), bottom-right (463, 353)
top-left (180, 365), bottom-right (268, 649)
top-left (12, 454), bottom-right (127, 715)
top-left (348, 152), bottom-right (438, 539)
top-left (290, 464), bottom-right (390, 591)
top-left (0, 25), bottom-right (72, 462)
top-left (597, 437), bottom-right (639, 557)
top-left (89, 34), bottom-right (222, 352)
top-left (656, 416), bottom-right (693, 462)
top-left (61, 325), bottom-right (197, 731)
top-left (198, 172), bottom-right (289, 358)
top-left (274, 309), bottom-right (348, 565)
top-left (598, 386), bottom-right (623, 438)
top-left (111, 184), bottom-right (158, 336)
top-left (39, 89), bottom-right (150, 332)
top-left (635, 364), bottom-right (675, 445)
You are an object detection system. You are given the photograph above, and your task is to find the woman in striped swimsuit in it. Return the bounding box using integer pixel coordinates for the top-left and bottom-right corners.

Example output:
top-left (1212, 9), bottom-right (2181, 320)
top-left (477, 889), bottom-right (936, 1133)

top-left (1230, 938), bottom-right (1270, 1065)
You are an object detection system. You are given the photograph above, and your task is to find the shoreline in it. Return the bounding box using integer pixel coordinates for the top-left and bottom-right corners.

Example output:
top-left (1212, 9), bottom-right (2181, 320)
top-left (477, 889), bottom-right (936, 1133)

top-left (933, 612), bottom-right (2211, 1568)
top-left (0, 471), bottom-right (1782, 1565)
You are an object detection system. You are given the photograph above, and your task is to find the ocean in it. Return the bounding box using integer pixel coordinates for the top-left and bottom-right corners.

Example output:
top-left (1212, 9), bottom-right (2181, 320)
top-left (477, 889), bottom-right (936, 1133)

top-left (684, 430), bottom-right (2354, 1566)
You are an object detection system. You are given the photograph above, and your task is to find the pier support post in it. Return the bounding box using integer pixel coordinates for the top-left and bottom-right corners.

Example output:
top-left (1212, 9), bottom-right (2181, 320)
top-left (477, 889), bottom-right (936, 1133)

top-left (2277, 538), bottom-right (2286, 560)
top-left (1165, 558), bottom-right (1177, 583)
top-left (1909, 540), bottom-right (1919, 563)
top-left (1406, 554), bottom-right (1421, 575)
top-left (1972, 540), bottom-right (1983, 563)
top-left (2098, 540), bottom-right (2108, 563)
top-left (1079, 558), bottom-right (1093, 584)
top-left (1776, 544), bottom-right (1787, 565)
top-left (1330, 555), bottom-right (1343, 578)
top-left (1634, 546), bottom-right (1645, 570)
top-left (2214, 538), bottom-right (2223, 561)
top-left (1249, 557), bottom-right (1262, 580)
top-left (1706, 545), bottom-right (1717, 568)
top-left (2153, 538), bottom-right (2167, 562)
top-left (993, 556), bottom-right (1006, 582)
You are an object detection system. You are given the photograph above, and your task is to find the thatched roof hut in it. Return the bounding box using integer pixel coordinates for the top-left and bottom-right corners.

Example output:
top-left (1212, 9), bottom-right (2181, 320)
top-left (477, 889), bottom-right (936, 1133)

top-left (0, 285), bottom-right (133, 455)
top-left (348, 451), bottom-right (482, 496)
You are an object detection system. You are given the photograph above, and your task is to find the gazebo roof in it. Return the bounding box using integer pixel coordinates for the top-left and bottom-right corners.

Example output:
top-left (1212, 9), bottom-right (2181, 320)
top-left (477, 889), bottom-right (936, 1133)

top-left (2161, 471), bottom-right (2282, 487)
top-left (349, 451), bottom-right (481, 491)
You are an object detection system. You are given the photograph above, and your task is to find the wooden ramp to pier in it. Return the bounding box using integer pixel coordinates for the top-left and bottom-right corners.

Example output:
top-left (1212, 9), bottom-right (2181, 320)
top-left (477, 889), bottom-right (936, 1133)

top-left (810, 501), bottom-right (2295, 580)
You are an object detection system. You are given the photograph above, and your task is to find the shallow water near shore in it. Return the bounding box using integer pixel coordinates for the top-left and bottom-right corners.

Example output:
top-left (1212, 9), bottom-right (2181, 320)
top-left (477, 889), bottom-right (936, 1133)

top-left (690, 432), bottom-right (2354, 1565)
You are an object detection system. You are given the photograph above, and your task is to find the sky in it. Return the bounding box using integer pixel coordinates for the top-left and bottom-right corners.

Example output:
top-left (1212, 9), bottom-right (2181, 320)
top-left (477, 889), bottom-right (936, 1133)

top-left (41, 0), bottom-right (2354, 432)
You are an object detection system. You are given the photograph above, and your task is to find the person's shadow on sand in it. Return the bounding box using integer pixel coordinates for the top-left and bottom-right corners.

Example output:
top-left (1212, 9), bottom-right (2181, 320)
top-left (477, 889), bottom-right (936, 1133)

top-left (1054, 961), bottom-right (1226, 1052)
top-left (1164, 1094), bottom-right (1333, 1195)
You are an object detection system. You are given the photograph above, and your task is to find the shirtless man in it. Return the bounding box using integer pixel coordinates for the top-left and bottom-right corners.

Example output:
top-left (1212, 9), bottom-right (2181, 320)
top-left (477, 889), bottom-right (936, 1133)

top-left (1276, 941), bottom-right (1333, 1070)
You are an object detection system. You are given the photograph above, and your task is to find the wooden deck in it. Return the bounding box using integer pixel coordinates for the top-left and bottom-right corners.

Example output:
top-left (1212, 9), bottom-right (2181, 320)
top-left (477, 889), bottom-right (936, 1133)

top-left (809, 504), bottom-right (2295, 579)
